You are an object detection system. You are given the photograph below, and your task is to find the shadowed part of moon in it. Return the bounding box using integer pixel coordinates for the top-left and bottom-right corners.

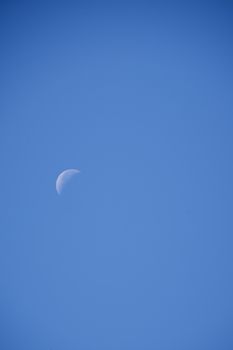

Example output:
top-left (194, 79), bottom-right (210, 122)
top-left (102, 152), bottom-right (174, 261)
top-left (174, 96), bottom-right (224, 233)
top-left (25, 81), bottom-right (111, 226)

top-left (56, 169), bottom-right (80, 194)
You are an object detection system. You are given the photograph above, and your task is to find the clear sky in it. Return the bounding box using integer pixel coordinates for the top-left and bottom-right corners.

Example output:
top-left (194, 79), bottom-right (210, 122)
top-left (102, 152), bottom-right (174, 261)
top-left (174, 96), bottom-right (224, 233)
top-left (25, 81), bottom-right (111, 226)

top-left (1, 2), bottom-right (233, 349)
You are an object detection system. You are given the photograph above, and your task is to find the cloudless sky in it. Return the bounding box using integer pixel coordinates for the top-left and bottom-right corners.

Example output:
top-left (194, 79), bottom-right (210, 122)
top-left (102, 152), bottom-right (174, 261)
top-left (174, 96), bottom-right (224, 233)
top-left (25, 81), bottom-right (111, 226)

top-left (1, 1), bottom-right (233, 349)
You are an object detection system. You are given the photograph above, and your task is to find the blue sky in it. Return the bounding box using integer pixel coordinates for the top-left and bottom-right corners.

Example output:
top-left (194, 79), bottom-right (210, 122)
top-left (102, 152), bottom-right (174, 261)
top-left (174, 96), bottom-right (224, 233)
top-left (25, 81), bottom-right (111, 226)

top-left (1, 2), bottom-right (233, 349)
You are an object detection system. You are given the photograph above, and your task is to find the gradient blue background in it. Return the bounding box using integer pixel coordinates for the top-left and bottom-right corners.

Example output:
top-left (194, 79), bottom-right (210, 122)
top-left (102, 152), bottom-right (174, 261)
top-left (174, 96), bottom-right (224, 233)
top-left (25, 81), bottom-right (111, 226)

top-left (1, 2), bottom-right (233, 349)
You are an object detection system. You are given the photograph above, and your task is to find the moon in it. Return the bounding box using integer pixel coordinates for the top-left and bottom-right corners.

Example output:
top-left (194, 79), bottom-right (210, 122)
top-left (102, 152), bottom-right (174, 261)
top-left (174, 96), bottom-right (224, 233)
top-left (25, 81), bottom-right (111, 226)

top-left (56, 168), bottom-right (80, 194)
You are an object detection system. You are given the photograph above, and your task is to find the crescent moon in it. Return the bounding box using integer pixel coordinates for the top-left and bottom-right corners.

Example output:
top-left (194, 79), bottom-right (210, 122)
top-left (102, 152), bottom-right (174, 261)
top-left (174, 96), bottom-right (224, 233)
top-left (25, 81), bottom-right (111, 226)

top-left (56, 168), bottom-right (80, 194)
